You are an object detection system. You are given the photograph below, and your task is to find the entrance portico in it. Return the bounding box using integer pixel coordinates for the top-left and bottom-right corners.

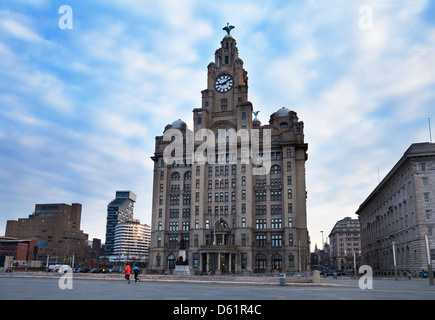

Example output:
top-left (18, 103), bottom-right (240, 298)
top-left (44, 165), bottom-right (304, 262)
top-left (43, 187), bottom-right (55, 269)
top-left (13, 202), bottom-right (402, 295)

top-left (199, 220), bottom-right (238, 274)
top-left (199, 249), bottom-right (238, 274)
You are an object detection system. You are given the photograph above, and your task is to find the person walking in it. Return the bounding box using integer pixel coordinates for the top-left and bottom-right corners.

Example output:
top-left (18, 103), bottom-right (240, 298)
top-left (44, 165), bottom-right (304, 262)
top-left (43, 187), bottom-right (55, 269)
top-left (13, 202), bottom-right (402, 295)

top-left (124, 263), bottom-right (131, 284)
top-left (133, 265), bottom-right (141, 283)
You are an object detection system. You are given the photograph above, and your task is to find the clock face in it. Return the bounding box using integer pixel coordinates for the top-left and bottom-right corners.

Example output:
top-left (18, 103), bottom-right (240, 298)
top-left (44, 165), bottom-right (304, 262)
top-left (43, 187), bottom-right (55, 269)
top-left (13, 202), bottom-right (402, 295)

top-left (214, 74), bottom-right (234, 93)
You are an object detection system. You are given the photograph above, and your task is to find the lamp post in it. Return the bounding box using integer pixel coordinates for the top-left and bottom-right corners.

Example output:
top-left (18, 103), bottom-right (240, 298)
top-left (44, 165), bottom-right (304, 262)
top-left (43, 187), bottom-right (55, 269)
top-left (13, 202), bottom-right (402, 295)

top-left (392, 242), bottom-right (398, 280)
top-left (354, 252), bottom-right (357, 278)
top-left (424, 234), bottom-right (434, 286)
top-left (320, 231), bottom-right (324, 249)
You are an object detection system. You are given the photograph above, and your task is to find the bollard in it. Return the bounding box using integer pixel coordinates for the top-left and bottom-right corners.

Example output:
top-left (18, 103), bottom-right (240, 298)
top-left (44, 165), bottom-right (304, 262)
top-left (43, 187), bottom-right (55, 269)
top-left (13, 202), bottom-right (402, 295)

top-left (280, 273), bottom-right (286, 286)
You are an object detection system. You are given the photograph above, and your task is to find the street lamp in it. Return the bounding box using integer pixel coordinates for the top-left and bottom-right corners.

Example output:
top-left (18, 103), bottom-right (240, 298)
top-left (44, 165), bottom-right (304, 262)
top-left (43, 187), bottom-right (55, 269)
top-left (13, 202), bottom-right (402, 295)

top-left (424, 233), bottom-right (434, 286)
top-left (392, 241), bottom-right (398, 280)
top-left (320, 231), bottom-right (324, 250)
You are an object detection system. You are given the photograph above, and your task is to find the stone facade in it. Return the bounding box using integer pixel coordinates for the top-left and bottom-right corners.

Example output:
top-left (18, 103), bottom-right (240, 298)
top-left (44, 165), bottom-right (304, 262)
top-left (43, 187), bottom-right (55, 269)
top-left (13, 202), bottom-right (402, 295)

top-left (148, 31), bottom-right (310, 274)
top-left (356, 143), bottom-right (435, 275)
top-left (328, 217), bottom-right (361, 271)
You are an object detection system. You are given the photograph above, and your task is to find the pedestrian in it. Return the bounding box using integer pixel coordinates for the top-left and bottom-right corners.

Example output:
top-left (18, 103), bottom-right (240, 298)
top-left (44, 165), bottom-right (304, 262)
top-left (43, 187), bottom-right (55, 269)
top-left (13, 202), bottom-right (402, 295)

top-left (133, 265), bottom-right (141, 283)
top-left (408, 270), bottom-right (412, 280)
top-left (125, 263), bottom-right (131, 284)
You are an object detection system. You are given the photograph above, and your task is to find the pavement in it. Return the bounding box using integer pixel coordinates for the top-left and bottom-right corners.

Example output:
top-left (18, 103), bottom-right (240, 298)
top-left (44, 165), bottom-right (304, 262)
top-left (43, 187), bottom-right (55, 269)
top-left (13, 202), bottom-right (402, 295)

top-left (1, 272), bottom-right (435, 301)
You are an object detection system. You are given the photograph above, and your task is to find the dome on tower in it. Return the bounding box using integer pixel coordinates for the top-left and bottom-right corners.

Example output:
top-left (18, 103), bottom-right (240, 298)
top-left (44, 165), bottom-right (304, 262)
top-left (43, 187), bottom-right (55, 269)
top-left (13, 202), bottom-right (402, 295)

top-left (171, 119), bottom-right (186, 129)
top-left (276, 107), bottom-right (291, 117)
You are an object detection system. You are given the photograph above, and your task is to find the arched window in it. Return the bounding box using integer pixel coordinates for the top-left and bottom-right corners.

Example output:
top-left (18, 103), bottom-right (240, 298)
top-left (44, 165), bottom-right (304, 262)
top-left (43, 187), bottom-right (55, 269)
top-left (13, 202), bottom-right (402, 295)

top-left (171, 172), bottom-right (180, 181)
top-left (198, 117), bottom-right (202, 125)
top-left (255, 254), bottom-right (267, 270)
top-left (167, 254), bottom-right (176, 269)
top-left (184, 171), bottom-right (191, 181)
top-left (272, 254), bottom-right (282, 270)
top-left (280, 122), bottom-right (288, 128)
top-left (271, 165), bottom-right (281, 174)
top-left (241, 112), bottom-right (246, 120)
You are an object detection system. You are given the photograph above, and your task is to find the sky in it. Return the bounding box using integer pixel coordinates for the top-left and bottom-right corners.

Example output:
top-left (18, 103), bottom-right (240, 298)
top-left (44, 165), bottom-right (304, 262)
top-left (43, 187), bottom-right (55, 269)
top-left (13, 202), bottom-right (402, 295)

top-left (1, 0), bottom-right (434, 251)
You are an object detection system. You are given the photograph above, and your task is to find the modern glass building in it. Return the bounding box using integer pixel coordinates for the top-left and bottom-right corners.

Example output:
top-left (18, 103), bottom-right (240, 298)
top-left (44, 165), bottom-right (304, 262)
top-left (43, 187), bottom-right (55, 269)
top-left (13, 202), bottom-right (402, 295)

top-left (104, 191), bottom-right (136, 255)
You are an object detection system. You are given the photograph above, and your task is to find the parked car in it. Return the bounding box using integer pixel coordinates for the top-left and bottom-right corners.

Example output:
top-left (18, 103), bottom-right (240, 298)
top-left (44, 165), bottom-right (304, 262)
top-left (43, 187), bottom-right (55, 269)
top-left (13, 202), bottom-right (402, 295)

top-left (328, 269), bottom-right (346, 276)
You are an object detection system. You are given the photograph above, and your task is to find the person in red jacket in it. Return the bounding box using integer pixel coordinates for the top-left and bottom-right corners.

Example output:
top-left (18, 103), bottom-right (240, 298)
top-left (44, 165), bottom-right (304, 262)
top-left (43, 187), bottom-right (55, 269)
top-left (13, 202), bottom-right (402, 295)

top-left (124, 263), bottom-right (131, 284)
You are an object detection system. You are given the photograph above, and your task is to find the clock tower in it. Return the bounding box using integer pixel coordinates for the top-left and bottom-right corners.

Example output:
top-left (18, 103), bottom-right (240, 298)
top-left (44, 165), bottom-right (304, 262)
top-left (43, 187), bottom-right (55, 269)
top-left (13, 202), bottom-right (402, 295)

top-left (149, 24), bottom-right (310, 275)
top-left (193, 26), bottom-right (252, 135)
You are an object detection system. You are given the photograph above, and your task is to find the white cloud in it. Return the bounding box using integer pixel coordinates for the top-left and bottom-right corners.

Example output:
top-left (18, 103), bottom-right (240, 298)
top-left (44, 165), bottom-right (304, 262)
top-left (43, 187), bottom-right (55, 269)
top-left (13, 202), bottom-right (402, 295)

top-left (0, 16), bottom-right (43, 43)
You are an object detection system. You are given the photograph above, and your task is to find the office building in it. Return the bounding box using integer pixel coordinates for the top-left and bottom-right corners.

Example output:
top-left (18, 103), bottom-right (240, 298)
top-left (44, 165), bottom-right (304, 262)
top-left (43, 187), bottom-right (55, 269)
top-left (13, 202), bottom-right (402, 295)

top-left (112, 219), bottom-right (150, 264)
top-left (328, 217), bottom-right (361, 271)
top-left (356, 143), bottom-right (435, 275)
top-left (5, 203), bottom-right (89, 261)
top-left (105, 191), bottom-right (136, 255)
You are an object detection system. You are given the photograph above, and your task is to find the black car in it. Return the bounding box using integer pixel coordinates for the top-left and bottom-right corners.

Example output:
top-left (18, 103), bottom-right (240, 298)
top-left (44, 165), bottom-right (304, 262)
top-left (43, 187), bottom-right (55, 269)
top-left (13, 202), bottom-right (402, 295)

top-left (328, 269), bottom-right (345, 276)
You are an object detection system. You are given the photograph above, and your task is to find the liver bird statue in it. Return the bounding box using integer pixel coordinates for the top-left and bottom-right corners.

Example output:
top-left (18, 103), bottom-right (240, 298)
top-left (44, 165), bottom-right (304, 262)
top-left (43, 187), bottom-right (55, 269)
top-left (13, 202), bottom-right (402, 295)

top-left (223, 23), bottom-right (235, 35)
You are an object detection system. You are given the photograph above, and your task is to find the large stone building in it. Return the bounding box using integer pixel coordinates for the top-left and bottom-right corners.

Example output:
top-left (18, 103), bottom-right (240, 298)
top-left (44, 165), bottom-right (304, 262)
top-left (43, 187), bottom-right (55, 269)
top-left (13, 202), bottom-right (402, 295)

top-left (5, 203), bottom-right (89, 261)
top-left (148, 26), bottom-right (310, 274)
top-left (328, 217), bottom-right (361, 271)
top-left (356, 143), bottom-right (435, 275)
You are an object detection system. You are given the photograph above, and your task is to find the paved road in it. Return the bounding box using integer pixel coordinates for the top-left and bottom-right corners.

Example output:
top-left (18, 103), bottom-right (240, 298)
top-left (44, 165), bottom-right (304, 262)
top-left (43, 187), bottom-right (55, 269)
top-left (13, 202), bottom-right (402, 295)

top-left (1, 276), bottom-right (434, 300)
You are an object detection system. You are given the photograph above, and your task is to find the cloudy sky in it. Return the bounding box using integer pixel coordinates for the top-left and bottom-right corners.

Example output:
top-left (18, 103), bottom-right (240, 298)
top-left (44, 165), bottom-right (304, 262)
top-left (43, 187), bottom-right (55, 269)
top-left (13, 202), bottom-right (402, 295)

top-left (1, 0), bottom-right (434, 251)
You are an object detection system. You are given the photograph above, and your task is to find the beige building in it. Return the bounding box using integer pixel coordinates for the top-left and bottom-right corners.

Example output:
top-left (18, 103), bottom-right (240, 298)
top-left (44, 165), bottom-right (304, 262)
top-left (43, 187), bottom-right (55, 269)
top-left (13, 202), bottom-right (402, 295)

top-left (328, 217), bottom-right (361, 272)
top-left (356, 143), bottom-right (435, 276)
top-left (148, 27), bottom-right (310, 274)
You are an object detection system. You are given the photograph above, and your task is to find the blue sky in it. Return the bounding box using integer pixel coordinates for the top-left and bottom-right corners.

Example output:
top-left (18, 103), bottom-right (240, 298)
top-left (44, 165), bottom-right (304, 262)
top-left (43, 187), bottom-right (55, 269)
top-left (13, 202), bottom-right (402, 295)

top-left (1, 0), bottom-right (434, 251)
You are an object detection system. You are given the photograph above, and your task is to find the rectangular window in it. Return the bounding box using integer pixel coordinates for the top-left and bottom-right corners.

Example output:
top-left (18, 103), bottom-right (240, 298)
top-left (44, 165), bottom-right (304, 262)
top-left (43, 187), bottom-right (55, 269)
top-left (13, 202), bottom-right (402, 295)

top-left (241, 234), bottom-right (246, 246)
top-left (256, 219), bottom-right (267, 229)
top-left (423, 177), bottom-right (428, 186)
top-left (272, 234), bottom-right (282, 247)
top-left (271, 218), bottom-right (282, 229)
top-left (256, 235), bottom-right (267, 247)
